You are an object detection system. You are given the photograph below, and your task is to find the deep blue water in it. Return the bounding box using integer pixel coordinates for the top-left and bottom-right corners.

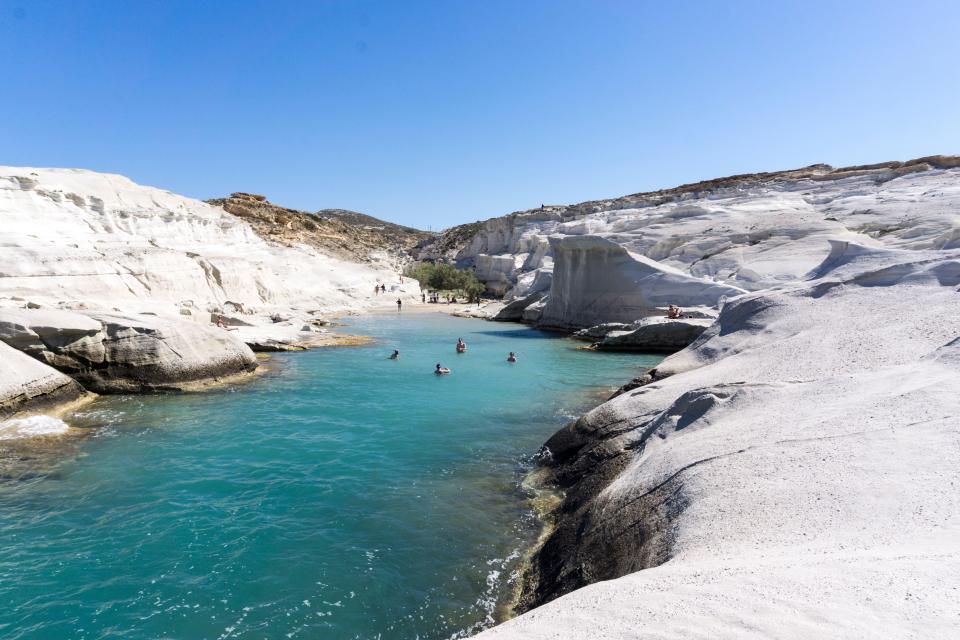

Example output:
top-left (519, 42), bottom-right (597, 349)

top-left (0, 313), bottom-right (659, 640)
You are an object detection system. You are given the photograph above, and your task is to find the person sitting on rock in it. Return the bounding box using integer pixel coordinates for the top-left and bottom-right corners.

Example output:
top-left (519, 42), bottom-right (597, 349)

top-left (389, 349), bottom-right (400, 360)
top-left (435, 363), bottom-right (451, 375)
top-left (667, 305), bottom-right (682, 319)
top-left (507, 351), bottom-right (517, 363)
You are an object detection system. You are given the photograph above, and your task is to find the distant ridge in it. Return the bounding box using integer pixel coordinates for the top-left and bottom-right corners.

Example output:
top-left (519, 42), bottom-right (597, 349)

top-left (315, 208), bottom-right (427, 236)
top-left (207, 194), bottom-right (433, 262)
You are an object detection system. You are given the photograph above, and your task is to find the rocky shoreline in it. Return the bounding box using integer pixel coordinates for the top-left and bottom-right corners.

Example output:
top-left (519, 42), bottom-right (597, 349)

top-left (0, 166), bottom-right (425, 425)
top-left (476, 241), bottom-right (960, 638)
top-left (3, 159), bottom-right (959, 637)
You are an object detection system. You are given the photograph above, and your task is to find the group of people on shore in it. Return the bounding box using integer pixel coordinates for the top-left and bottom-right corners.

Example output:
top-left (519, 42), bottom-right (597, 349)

top-left (388, 337), bottom-right (517, 375)
top-left (373, 275), bottom-right (481, 310)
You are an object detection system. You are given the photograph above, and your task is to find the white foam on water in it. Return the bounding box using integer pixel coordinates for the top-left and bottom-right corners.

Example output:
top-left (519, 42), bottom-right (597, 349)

top-left (0, 415), bottom-right (71, 440)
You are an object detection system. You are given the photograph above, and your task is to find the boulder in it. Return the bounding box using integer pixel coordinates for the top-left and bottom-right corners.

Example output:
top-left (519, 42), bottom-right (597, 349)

top-left (522, 296), bottom-right (548, 323)
top-left (595, 317), bottom-right (713, 352)
top-left (0, 341), bottom-right (89, 419)
top-left (573, 322), bottom-right (634, 341)
top-left (0, 309), bottom-right (258, 393)
top-left (538, 235), bottom-right (747, 330)
top-left (494, 291), bottom-right (545, 322)
top-left (505, 267), bottom-right (553, 299)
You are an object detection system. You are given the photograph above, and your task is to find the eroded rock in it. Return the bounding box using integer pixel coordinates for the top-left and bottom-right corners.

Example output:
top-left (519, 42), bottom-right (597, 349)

top-left (0, 341), bottom-right (89, 419)
top-left (0, 309), bottom-right (257, 393)
top-left (595, 317), bottom-right (713, 352)
top-left (538, 235), bottom-right (746, 330)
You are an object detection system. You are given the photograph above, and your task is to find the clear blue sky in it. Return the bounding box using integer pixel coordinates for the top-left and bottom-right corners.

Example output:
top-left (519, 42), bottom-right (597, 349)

top-left (2, 1), bottom-right (958, 229)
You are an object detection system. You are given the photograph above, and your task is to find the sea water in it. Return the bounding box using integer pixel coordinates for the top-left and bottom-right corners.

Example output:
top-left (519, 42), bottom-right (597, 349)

top-left (0, 313), bottom-right (660, 639)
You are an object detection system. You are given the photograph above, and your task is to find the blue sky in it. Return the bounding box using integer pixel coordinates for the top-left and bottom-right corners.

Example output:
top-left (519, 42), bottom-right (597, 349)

top-left (2, 1), bottom-right (958, 229)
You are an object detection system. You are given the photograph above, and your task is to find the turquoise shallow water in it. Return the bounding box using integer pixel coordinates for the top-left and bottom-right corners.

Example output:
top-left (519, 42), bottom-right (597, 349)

top-left (0, 313), bottom-right (659, 640)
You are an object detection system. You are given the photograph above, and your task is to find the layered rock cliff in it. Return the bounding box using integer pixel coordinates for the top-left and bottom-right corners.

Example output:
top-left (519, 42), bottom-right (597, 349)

top-left (538, 236), bottom-right (746, 330)
top-left (0, 167), bottom-right (423, 417)
top-left (0, 168), bottom-right (422, 318)
top-left (426, 156), bottom-right (960, 303)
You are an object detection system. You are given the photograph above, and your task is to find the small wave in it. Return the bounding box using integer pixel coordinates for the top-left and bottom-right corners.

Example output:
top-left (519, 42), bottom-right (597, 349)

top-left (0, 415), bottom-right (71, 440)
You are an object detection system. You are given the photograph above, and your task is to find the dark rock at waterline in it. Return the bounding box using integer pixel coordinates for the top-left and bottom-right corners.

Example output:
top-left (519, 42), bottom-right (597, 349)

top-left (0, 341), bottom-right (90, 419)
top-left (594, 317), bottom-right (712, 352)
top-left (0, 308), bottom-right (257, 393)
top-left (493, 291), bottom-right (545, 322)
top-left (515, 405), bottom-right (686, 613)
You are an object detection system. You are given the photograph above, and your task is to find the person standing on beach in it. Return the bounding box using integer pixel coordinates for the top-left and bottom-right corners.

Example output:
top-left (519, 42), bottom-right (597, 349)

top-left (396, 298), bottom-right (402, 312)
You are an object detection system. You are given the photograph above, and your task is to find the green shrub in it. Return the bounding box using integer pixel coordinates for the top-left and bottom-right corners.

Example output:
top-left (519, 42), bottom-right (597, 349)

top-left (404, 262), bottom-right (486, 298)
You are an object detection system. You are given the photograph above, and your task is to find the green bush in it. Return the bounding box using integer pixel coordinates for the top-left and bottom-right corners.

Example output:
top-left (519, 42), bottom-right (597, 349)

top-left (405, 262), bottom-right (486, 299)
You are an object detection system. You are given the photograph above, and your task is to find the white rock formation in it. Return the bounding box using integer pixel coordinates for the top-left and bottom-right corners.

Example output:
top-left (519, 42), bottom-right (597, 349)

top-left (0, 167), bottom-right (421, 317)
top-left (473, 254), bottom-right (521, 296)
top-left (0, 341), bottom-right (88, 419)
top-left (494, 291), bottom-right (546, 322)
top-left (504, 267), bottom-right (553, 300)
top-left (595, 316), bottom-right (713, 351)
top-left (538, 235), bottom-right (747, 330)
top-left (0, 166), bottom-right (428, 415)
top-left (0, 308), bottom-right (258, 393)
top-left (453, 160), bottom-right (960, 298)
top-left (475, 242), bottom-right (960, 638)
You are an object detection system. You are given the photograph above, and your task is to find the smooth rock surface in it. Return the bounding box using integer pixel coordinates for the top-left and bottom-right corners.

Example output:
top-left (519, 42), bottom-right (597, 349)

top-left (493, 291), bottom-right (545, 322)
top-left (538, 235), bottom-right (746, 330)
top-left (438, 159), bottom-right (960, 296)
top-left (0, 341), bottom-right (89, 419)
top-left (81, 313), bottom-right (258, 392)
top-left (0, 308), bottom-right (258, 393)
top-left (477, 243), bottom-right (960, 639)
top-left (0, 168), bottom-right (421, 318)
top-left (572, 322), bottom-right (634, 340)
top-left (596, 317), bottom-right (713, 352)
top-left (521, 296), bottom-right (548, 324)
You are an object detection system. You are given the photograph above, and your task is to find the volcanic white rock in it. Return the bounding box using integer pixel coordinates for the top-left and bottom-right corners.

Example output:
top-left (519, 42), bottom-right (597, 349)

top-left (475, 242), bottom-right (960, 638)
top-left (595, 316), bottom-right (713, 351)
top-left (537, 235), bottom-right (747, 330)
top-left (0, 341), bottom-right (89, 419)
top-left (0, 308), bottom-right (258, 392)
top-left (446, 159), bottom-right (960, 299)
top-left (0, 167), bottom-right (421, 317)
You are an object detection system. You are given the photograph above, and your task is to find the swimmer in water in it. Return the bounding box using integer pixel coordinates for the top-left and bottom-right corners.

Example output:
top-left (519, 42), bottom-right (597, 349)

top-left (507, 352), bottom-right (517, 363)
top-left (456, 337), bottom-right (467, 353)
top-left (389, 349), bottom-right (400, 360)
top-left (435, 363), bottom-right (451, 375)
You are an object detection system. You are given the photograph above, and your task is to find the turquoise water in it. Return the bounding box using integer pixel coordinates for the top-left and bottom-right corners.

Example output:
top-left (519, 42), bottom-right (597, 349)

top-left (0, 313), bottom-right (659, 640)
